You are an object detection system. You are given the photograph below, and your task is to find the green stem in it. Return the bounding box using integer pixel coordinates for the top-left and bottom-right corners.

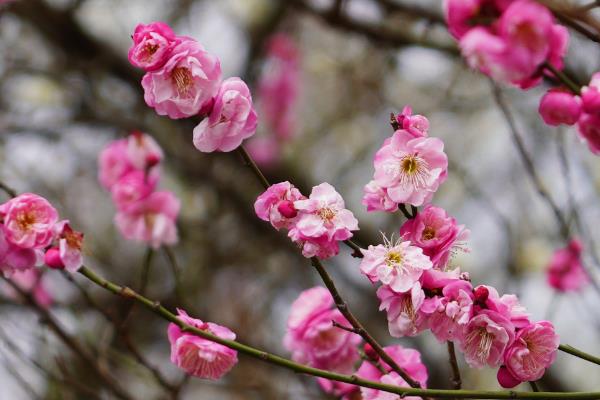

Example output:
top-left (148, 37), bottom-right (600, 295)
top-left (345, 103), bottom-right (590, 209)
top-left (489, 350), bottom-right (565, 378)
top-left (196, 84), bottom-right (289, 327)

top-left (77, 266), bottom-right (600, 399)
top-left (559, 344), bottom-right (600, 366)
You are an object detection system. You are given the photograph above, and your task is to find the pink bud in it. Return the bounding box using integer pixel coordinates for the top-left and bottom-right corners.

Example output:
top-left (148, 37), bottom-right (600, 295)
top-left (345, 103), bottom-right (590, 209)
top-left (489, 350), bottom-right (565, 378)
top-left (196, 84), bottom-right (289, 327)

top-left (582, 87), bottom-right (600, 116)
top-left (44, 247), bottom-right (65, 269)
top-left (277, 200), bottom-right (298, 218)
top-left (538, 89), bottom-right (581, 126)
top-left (145, 153), bottom-right (161, 169)
top-left (363, 343), bottom-right (379, 361)
top-left (473, 286), bottom-right (489, 305)
top-left (497, 366), bottom-right (522, 389)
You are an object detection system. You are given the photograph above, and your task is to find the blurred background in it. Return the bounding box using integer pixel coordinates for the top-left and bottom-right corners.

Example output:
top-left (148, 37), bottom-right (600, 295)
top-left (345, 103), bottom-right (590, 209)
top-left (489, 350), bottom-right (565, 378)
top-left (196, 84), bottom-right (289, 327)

top-left (1, 0), bottom-right (600, 398)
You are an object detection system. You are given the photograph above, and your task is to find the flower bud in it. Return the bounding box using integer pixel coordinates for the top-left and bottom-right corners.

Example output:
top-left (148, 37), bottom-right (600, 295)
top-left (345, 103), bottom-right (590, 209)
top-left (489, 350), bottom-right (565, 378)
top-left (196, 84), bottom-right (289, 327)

top-left (277, 200), bottom-right (297, 219)
top-left (44, 247), bottom-right (65, 269)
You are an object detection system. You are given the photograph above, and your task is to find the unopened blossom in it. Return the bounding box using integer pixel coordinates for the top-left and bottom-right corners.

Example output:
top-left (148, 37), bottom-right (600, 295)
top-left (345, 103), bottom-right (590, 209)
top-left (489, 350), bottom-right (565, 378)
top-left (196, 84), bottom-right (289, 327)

top-left (394, 106), bottom-right (429, 138)
top-left (577, 113), bottom-right (600, 154)
top-left (400, 205), bottom-right (468, 269)
top-left (546, 239), bottom-right (589, 292)
top-left (2, 268), bottom-right (52, 308)
top-left (168, 308), bottom-right (238, 380)
top-left (111, 170), bottom-right (158, 212)
top-left (193, 77), bottom-right (258, 152)
top-left (538, 89), bottom-right (582, 126)
top-left (0, 229), bottom-right (42, 276)
top-left (142, 40), bottom-right (221, 119)
top-left (0, 193), bottom-right (58, 249)
top-left (373, 130), bottom-right (448, 207)
top-left (362, 180), bottom-right (397, 213)
top-left (98, 139), bottom-right (135, 190)
top-left (254, 181), bottom-right (304, 230)
top-left (44, 220), bottom-right (84, 273)
top-left (356, 345), bottom-right (428, 400)
top-left (460, 309), bottom-right (515, 368)
top-left (500, 321), bottom-right (559, 387)
top-left (115, 191), bottom-right (180, 249)
top-left (360, 237), bottom-right (432, 293)
top-left (377, 283), bottom-right (427, 337)
top-left (128, 22), bottom-right (177, 71)
top-left (126, 131), bottom-right (164, 170)
top-left (581, 73), bottom-right (600, 115)
top-left (428, 280), bottom-right (474, 342)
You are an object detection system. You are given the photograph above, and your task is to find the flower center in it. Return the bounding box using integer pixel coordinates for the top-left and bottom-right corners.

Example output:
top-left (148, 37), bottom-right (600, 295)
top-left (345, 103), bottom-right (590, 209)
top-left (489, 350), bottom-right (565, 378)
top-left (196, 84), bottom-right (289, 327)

top-left (65, 230), bottom-right (83, 250)
top-left (318, 207), bottom-right (336, 221)
top-left (144, 213), bottom-right (156, 229)
top-left (385, 251), bottom-right (403, 267)
top-left (171, 67), bottom-right (193, 96)
top-left (141, 43), bottom-right (160, 61)
top-left (400, 296), bottom-right (415, 319)
top-left (398, 154), bottom-right (430, 188)
top-left (421, 226), bottom-right (436, 241)
top-left (465, 327), bottom-right (494, 364)
top-left (16, 211), bottom-right (37, 231)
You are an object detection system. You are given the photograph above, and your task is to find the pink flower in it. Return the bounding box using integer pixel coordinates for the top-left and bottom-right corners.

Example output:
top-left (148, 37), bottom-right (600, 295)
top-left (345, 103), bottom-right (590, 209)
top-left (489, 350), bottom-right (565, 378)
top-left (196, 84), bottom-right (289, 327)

top-left (581, 72), bottom-right (600, 115)
top-left (193, 77), bottom-right (258, 152)
top-left (0, 228), bottom-right (42, 276)
top-left (399, 205), bottom-right (469, 269)
top-left (168, 308), bottom-right (238, 380)
top-left (546, 239), bottom-right (589, 292)
top-left (428, 280), bottom-right (474, 342)
top-left (373, 131), bottom-right (448, 207)
top-left (254, 181), bottom-right (305, 230)
top-left (115, 191), bottom-right (180, 249)
top-left (459, 27), bottom-right (508, 79)
top-left (577, 113), bottom-right (600, 154)
top-left (2, 268), bottom-right (52, 308)
top-left (362, 180), bottom-right (398, 213)
top-left (356, 345), bottom-right (428, 400)
top-left (289, 232), bottom-right (341, 259)
top-left (500, 321), bottom-right (559, 386)
top-left (459, 310), bottom-right (515, 368)
top-left (44, 220), bottom-right (84, 273)
top-left (126, 131), bottom-right (164, 170)
top-left (377, 283), bottom-right (427, 337)
top-left (142, 40), bottom-right (221, 119)
top-left (395, 106), bottom-right (429, 138)
top-left (538, 89), bottom-right (581, 126)
top-left (0, 193), bottom-right (58, 249)
top-left (128, 22), bottom-right (177, 71)
top-left (444, 0), bottom-right (506, 39)
top-left (98, 139), bottom-right (135, 190)
top-left (111, 170), bottom-right (158, 212)
top-left (360, 237), bottom-right (432, 293)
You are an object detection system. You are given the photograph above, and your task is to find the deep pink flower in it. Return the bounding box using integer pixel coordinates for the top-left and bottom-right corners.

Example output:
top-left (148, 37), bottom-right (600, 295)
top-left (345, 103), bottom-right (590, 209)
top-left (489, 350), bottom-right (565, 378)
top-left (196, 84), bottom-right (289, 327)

top-left (473, 285), bottom-right (530, 329)
top-left (444, 0), bottom-right (506, 39)
top-left (360, 237), bottom-right (432, 293)
top-left (459, 27), bottom-right (508, 79)
top-left (142, 40), bottom-right (221, 119)
top-left (0, 229), bottom-right (42, 276)
top-left (428, 280), bottom-right (474, 342)
top-left (362, 180), bottom-right (398, 213)
top-left (546, 239), bottom-right (589, 292)
top-left (377, 283), bottom-right (427, 337)
top-left (0, 193), bottom-right (58, 249)
top-left (115, 191), bottom-right (180, 249)
top-left (400, 205), bottom-right (469, 269)
top-left (168, 308), bottom-right (238, 380)
top-left (193, 77), bottom-right (258, 152)
top-left (373, 131), bottom-right (448, 207)
top-left (577, 113), bottom-right (600, 154)
top-left (581, 72), bottom-right (600, 115)
top-left (395, 106), bottom-right (429, 138)
top-left (45, 220), bottom-right (84, 273)
top-left (2, 268), bottom-right (52, 308)
top-left (500, 321), bottom-right (559, 386)
top-left (539, 89), bottom-right (581, 126)
top-left (111, 170), bottom-right (158, 212)
top-left (98, 139), bottom-right (135, 190)
top-left (127, 131), bottom-right (164, 170)
top-left (254, 181), bottom-right (305, 230)
top-left (128, 22), bottom-right (177, 71)
top-left (459, 309), bottom-right (515, 368)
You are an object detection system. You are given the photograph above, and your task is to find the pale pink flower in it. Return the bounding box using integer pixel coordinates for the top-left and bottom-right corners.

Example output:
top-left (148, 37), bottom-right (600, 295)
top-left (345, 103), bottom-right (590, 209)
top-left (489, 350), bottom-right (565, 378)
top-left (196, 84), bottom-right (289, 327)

top-left (429, 280), bottom-right (474, 342)
top-left (539, 89), bottom-right (581, 126)
top-left (501, 321), bottom-right (559, 386)
top-left (395, 106), bottom-right (429, 138)
top-left (142, 40), bottom-right (221, 119)
top-left (577, 113), bottom-right (600, 154)
top-left (0, 229), bottom-right (42, 276)
top-left (254, 181), bottom-right (305, 230)
top-left (193, 77), bottom-right (258, 152)
top-left (111, 170), bottom-right (158, 212)
top-left (360, 237), bottom-right (432, 293)
top-left (126, 131), bottom-right (164, 170)
top-left (115, 191), bottom-right (180, 249)
top-left (168, 308), bottom-right (238, 380)
top-left (289, 232), bottom-right (341, 259)
top-left (98, 139), bottom-right (135, 190)
top-left (293, 183), bottom-right (358, 241)
top-left (399, 205), bottom-right (469, 269)
top-left (546, 239), bottom-right (589, 292)
top-left (459, 27), bottom-right (508, 79)
top-left (373, 131), bottom-right (448, 207)
top-left (0, 193), bottom-right (58, 249)
top-left (362, 180), bottom-right (398, 213)
top-left (377, 283), bottom-right (427, 337)
top-left (2, 268), bottom-right (52, 308)
top-left (128, 22), bottom-right (177, 71)
top-left (459, 310), bottom-right (515, 368)
top-left (44, 220), bottom-right (84, 273)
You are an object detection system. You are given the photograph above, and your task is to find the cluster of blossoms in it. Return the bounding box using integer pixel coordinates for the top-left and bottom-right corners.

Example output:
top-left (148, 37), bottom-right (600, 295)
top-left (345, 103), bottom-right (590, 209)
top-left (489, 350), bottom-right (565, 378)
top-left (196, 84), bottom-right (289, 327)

top-left (98, 132), bottom-right (180, 249)
top-left (445, 0), bottom-right (568, 89)
top-left (362, 106), bottom-right (448, 211)
top-left (284, 286), bottom-right (428, 399)
top-left (247, 34), bottom-right (301, 167)
top-left (255, 182), bottom-right (359, 259)
top-left (545, 238), bottom-right (589, 293)
top-left (0, 193), bottom-right (84, 276)
top-left (128, 22), bottom-right (257, 153)
top-left (539, 73), bottom-right (600, 154)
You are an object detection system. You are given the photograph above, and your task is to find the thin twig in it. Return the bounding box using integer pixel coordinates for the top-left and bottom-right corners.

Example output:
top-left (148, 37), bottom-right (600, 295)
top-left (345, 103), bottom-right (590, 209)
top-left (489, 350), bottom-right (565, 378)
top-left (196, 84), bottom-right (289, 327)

top-left (447, 341), bottom-right (462, 390)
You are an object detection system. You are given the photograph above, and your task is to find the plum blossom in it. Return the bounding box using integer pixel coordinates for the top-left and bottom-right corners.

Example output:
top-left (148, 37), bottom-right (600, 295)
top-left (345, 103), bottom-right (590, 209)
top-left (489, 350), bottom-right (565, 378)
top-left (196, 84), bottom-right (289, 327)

top-left (394, 106), bottom-right (429, 138)
top-left (538, 89), bottom-right (581, 126)
top-left (459, 310), bottom-right (515, 368)
top-left (98, 139), bottom-right (135, 190)
top-left (546, 239), bottom-right (589, 292)
top-left (0, 230), bottom-right (42, 276)
top-left (577, 113), bottom-right (600, 154)
top-left (373, 130), bottom-right (448, 207)
top-left (362, 180), bottom-right (397, 213)
top-left (128, 22), bottom-right (178, 71)
top-left (168, 308), bottom-right (238, 380)
top-left (142, 40), bottom-right (221, 119)
top-left (111, 170), bottom-right (159, 212)
top-left (44, 220), bottom-right (84, 273)
top-left (193, 77), bottom-right (258, 152)
top-left (2, 268), bottom-right (52, 308)
top-left (500, 321), bottom-right (559, 387)
top-left (428, 280), bottom-right (474, 342)
top-left (399, 205), bottom-right (469, 269)
top-left (360, 236), bottom-right (432, 293)
top-left (254, 181), bottom-right (305, 230)
top-left (0, 193), bottom-right (58, 249)
top-left (126, 131), bottom-right (164, 170)
top-left (377, 283), bottom-right (427, 337)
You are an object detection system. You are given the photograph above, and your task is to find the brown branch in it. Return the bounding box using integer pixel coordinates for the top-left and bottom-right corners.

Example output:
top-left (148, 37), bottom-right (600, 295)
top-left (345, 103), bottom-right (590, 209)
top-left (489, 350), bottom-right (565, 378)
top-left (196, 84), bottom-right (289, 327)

top-left (447, 341), bottom-right (462, 390)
